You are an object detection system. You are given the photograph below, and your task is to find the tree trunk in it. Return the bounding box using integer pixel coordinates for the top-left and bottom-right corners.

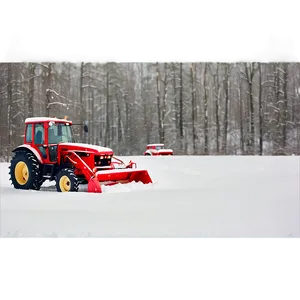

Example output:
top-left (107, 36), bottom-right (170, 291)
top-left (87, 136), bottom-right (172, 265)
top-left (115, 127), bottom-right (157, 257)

top-left (7, 63), bottom-right (12, 161)
top-left (203, 63), bottom-right (209, 154)
top-left (179, 62), bottom-right (183, 151)
top-left (161, 63), bottom-right (168, 144)
top-left (275, 63), bottom-right (281, 153)
top-left (190, 63), bottom-right (196, 154)
top-left (46, 63), bottom-right (52, 117)
top-left (156, 63), bottom-right (162, 143)
top-left (282, 63), bottom-right (288, 151)
top-left (91, 88), bottom-right (95, 144)
top-left (140, 63), bottom-right (148, 145)
top-left (222, 63), bottom-right (229, 154)
top-left (115, 90), bottom-right (122, 153)
top-left (238, 73), bottom-right (244, 154)
top-left (244, 62), bottom-right (255, 154)
top-left (105, 67), bottom-right (110, 146)
top-left (249, 88), bottom-right (254, 153)
top-left (215, 64), bottom-right (220, 154)
top-left (79, 62), bottom-right (84, 142)
top-left (258, 63), bottom-right (263, 155)
top-left (28, 63), bottom-right (35, 117)
top-left (172, 63), bottom-right (179, 140)
top-left (145, 64), bottom-right (151, 144)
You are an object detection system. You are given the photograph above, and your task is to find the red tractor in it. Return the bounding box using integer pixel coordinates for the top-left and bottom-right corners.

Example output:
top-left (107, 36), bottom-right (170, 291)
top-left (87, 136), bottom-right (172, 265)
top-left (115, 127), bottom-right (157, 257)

top-left (9, 117), bottom-right (152, 193)
top-left (144, 144), bottom-right (173, 156)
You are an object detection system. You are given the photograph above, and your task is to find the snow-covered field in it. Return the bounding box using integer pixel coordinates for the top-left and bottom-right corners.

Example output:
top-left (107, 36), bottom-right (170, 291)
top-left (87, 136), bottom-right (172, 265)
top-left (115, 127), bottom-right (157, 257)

top-left (0, 156), bottom-right (299, 237)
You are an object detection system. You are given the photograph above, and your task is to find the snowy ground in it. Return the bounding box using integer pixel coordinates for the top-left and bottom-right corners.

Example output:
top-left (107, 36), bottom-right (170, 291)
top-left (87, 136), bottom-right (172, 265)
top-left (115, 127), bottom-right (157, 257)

top-left (0, 156), bottom-right (299, 237)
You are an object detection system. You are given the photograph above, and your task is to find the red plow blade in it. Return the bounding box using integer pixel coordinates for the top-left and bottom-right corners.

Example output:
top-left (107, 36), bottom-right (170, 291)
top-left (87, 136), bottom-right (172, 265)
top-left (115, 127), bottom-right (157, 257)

top-left (96, 169), bottom-right (152, 185)
top-left (87, 169), bottom-right (152, 193)
top-left (87, 177), bottom-right (102, 193)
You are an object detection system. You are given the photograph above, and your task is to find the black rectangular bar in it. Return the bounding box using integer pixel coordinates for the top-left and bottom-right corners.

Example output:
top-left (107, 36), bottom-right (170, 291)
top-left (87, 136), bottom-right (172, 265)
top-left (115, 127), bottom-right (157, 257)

top-left (120, 48), bottom-right (248, 56)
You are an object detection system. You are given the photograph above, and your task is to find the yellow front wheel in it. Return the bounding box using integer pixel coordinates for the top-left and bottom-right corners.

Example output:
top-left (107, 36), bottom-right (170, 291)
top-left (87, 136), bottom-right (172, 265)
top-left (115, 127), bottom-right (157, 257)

top-left (55, 169), bottom-right (79, 192)
top-left (59, 175), bottom-right (71, 192)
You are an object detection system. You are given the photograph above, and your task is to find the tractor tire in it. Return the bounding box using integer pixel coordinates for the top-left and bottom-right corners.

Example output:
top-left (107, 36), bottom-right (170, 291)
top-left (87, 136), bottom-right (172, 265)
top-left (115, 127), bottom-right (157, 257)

top-left (9, 151), bottom-right (43, 190)
top-left (55, 168), bottom-right (79, 192)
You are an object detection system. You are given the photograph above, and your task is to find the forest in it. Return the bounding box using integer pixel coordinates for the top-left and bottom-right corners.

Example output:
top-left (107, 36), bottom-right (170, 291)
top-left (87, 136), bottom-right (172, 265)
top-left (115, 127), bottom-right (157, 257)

top-left (0, 62), bottom-right (299, 160)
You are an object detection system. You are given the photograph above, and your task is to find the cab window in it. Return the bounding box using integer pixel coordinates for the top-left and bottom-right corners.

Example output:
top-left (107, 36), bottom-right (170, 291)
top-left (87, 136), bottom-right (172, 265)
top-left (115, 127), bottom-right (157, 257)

top-left (25, 124), bottom-right (32, 143)
top-left (34, 124), bottom-right (44, 144)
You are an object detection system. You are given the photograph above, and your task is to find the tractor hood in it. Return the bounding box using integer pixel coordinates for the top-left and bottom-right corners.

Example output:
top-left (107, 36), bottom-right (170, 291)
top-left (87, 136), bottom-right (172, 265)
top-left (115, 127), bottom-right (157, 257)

top-left (157, 149), bottom-right (173, 154)
top-left (59, 143), bottom-right (114, 155)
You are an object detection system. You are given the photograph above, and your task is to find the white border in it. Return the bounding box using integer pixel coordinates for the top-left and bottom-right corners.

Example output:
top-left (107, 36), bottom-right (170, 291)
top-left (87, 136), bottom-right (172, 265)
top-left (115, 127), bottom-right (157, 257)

top-left (0, 238), bottom-right (300, 248)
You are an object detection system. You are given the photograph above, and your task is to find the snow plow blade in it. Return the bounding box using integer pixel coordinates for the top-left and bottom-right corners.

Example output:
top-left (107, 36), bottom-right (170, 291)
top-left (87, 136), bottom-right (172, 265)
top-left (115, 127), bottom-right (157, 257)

top-left (87, 177), bottom-right (102, 193)
top-left (94, 169), bottom-right (152, 188)
top-left (87, 169), bottom-right (152, 193)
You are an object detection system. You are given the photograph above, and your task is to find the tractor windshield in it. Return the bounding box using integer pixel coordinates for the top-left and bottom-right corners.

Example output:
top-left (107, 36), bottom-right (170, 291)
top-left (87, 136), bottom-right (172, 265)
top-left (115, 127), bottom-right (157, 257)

top-left (48, 123), bottom-right (73, 144)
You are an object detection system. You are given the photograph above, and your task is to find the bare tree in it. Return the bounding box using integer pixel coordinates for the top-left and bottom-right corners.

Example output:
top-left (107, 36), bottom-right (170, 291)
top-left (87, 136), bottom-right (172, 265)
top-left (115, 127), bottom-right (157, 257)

top-left (258, 63), bottom-right (263, 155)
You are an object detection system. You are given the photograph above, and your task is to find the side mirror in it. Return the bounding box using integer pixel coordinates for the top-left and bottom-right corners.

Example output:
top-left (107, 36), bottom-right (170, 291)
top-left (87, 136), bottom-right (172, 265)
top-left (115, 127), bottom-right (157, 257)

top-left (83, 124), bottom-right (88, 133)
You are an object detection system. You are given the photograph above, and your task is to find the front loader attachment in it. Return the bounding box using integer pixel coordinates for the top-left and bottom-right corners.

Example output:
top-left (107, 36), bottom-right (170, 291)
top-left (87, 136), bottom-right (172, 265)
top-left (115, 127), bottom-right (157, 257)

top-left (95, 169), bottom-right (152, 186)
top-left (66, 151), bottom-right (152, 193)
top-left (87, 169), bottom-right (152, 193)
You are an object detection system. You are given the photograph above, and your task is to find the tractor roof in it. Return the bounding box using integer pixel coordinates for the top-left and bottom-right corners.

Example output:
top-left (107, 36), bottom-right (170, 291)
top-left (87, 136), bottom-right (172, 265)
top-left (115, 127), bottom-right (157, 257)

top-left (25, 117), bottom-right (72, 124)
top-left (147, 143), bottom-right (164, 146)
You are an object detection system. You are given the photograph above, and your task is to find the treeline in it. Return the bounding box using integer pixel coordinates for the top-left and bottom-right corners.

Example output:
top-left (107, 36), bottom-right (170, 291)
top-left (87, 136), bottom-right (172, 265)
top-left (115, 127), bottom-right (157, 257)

top-left (0, 62), bottom-right (299, 160)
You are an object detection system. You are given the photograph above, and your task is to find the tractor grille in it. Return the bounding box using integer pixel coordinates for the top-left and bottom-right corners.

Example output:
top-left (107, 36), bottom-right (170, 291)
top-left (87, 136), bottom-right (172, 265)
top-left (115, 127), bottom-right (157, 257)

top-left (94, 155), bottom-right (111, 167)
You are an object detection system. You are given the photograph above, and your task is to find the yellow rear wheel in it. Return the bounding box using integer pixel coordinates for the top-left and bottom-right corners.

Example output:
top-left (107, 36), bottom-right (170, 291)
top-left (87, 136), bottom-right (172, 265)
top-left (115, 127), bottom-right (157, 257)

top-left (9, 151), bottom-right (42, 190)
top-left (15, 161), bottom-right (29, 185)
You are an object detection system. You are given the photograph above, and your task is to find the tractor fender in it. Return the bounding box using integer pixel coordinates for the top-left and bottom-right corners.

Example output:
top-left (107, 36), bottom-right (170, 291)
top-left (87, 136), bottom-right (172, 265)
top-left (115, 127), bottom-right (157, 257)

top-left (144, 150), bottom-right (152, 156)
top-left (12, 144), bottom-right (43, 163)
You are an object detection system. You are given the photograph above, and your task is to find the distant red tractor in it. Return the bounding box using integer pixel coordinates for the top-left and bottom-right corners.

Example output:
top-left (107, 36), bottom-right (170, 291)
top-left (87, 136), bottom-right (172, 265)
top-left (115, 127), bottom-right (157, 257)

top-left (9, 117), bottom-right (152, 193)
top-left (144, 144), bottom-right (173, 156)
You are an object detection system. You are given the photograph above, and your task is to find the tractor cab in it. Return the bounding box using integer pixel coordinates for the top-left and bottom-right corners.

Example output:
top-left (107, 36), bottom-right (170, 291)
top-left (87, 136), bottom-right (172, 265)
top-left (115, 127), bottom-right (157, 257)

top-left (24, 117), bottom-right (74, 163)
top-left (147, 144), bottom-right (164, 150)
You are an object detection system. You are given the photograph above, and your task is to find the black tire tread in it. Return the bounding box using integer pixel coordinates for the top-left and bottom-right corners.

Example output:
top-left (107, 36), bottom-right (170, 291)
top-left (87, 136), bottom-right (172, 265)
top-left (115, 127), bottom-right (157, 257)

top-left (9, 151), bottom-right (43, 190)
top-left (55, 168), bottom-right (79, 192)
